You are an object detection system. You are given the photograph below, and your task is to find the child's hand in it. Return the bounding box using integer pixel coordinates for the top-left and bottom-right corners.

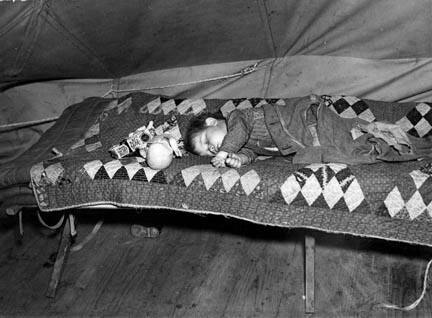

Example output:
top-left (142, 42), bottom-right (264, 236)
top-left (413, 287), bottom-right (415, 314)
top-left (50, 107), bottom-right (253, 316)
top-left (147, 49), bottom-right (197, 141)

top-left (211, 151), bottom-right (228, 167)
top-left (225, 153), bottom-right (243, 168)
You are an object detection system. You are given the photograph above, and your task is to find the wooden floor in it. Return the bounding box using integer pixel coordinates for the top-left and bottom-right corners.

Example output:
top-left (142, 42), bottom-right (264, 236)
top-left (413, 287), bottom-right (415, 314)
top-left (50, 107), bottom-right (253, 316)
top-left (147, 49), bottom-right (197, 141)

top-left (1, 209), bottom-right (432, 317)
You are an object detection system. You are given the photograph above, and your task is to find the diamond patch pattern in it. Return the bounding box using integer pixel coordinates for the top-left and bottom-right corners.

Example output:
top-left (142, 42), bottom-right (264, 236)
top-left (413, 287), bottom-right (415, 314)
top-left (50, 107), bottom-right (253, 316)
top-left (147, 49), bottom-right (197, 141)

top-left (138, 96), bottom-right (287, 118)
top-left (83, 157), bottom-right (167, 183)
top-left (323, 95), bottom-right (376, 123)
top-left (220, 98), bottom-right (286, 117)
top-left (396, 102), bottom-right (432, 138)
top-left (384, 169), bottom-right (432, 220)
top-left (280, 163), bottom-right (365, 212)
top-left (139, 97), bottom-right (207, 115)
top-left (181, 165), bottom-right (261, 195)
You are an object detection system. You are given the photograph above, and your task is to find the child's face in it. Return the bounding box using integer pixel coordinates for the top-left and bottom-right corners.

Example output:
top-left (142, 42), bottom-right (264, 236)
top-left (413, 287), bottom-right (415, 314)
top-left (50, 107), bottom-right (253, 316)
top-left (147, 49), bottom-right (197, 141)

top-left (192, 118), bottom-right (227, 156)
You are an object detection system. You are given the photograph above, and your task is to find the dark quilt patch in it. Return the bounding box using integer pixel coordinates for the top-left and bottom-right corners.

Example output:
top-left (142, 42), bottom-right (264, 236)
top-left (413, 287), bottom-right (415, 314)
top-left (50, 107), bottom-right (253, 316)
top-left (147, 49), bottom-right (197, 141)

top-left (322, 95), bottom-right (376, 123)
top-left (397, 102), bottom-right (432, 138)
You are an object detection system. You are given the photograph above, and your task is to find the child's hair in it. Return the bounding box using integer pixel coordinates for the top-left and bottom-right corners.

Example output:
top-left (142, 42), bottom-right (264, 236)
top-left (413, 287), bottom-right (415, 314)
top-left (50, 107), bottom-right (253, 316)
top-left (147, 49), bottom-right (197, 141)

top-left (184, 111), bottom-right (225, 154)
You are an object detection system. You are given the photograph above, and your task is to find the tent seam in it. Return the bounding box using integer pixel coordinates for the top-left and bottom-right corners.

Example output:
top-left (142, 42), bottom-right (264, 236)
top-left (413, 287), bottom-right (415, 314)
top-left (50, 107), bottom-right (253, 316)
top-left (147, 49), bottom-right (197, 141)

top-left (43, 4), bottom-right (115, 78)
top-left (10, 0), bottom-right (47, 77)
top-left (0, 5), bottom-right (33, 38)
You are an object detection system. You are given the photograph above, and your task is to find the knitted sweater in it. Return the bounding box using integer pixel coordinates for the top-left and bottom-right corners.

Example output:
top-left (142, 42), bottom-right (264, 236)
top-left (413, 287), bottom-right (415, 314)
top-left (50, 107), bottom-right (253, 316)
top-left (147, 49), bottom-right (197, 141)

top-left (219, 107), bottom-right (285, 164)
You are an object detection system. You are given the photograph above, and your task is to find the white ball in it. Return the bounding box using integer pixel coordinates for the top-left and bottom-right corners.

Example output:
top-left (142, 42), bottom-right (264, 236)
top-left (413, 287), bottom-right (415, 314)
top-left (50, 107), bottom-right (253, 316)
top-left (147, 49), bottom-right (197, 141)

top-left (146, 142), bottom-right (173, 170)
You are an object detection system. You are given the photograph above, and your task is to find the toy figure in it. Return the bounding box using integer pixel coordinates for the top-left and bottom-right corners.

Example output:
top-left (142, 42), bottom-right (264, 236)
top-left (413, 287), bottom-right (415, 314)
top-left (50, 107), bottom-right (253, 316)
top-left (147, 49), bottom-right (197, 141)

top-left (109, 121), bottom-right (156, 159)
top-left (109, 118), bottom-right (183, 170)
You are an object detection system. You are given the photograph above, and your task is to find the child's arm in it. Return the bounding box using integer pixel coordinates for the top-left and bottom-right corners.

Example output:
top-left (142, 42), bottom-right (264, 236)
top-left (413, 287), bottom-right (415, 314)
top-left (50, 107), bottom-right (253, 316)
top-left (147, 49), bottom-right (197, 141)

top-left (212, 110), bottom-right (255, 168)
top-left (218, 110), bottom-right (253, 154)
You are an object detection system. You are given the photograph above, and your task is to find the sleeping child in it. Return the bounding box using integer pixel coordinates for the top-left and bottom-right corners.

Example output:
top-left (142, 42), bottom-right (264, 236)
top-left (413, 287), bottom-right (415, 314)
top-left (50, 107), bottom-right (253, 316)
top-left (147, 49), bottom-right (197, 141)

top-left (185, 94), bottom-right (432, 168)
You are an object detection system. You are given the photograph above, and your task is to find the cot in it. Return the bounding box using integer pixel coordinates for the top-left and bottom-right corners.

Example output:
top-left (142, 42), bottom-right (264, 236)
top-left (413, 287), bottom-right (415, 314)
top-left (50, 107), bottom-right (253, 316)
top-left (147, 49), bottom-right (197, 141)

top-left (1, 92), bottom-right (432, 313)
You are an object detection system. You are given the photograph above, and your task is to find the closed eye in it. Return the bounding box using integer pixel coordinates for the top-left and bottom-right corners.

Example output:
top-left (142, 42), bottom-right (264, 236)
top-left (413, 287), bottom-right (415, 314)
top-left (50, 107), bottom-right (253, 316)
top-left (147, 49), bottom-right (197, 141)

top-left (208, 145), bottom-right (217, 154)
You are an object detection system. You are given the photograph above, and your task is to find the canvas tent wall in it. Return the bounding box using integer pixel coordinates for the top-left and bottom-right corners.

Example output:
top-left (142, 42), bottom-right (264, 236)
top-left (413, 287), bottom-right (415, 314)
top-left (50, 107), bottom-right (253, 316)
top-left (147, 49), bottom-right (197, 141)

top-left (1, 0), bottom-right (432, 163)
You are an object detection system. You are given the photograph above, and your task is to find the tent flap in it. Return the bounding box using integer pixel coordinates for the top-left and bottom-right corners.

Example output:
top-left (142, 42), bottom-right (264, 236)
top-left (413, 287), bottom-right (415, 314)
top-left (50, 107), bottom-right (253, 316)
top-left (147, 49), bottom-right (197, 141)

top-left (1, 0), bottom-right (432, 87)
top-left (1, 0), bottom-right (432, 163)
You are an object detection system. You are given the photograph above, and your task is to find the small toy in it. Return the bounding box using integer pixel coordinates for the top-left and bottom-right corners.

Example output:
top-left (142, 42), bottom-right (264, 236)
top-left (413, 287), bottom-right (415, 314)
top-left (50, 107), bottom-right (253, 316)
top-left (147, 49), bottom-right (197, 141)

top-left (109, 117), bottom-right (183, 170)
top-left (109, 121), bottom-right (156, 159)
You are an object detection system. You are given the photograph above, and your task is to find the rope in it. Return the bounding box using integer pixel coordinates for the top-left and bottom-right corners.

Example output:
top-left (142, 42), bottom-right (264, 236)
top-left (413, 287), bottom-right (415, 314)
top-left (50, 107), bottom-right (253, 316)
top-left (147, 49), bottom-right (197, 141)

top-left (36, 210), bottom-right (65, 230)
top-left (0, 116), bottom-right (59, 132)
top-left (378, 258), bottom-right (432, 311)
top-left (71, 220), bottom-right (104, 252)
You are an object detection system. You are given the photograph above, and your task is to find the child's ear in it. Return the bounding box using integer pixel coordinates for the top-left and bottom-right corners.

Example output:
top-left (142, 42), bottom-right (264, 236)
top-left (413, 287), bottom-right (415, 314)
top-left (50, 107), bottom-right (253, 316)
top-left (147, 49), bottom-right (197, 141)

top-left (204, 117), bottom-right (218, 127)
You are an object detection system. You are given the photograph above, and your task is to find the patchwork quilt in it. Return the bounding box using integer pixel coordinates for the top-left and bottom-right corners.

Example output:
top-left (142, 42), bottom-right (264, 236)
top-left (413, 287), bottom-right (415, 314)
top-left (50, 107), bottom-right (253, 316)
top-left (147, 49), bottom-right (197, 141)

top-left (5, 92), bottom-right (432, 246)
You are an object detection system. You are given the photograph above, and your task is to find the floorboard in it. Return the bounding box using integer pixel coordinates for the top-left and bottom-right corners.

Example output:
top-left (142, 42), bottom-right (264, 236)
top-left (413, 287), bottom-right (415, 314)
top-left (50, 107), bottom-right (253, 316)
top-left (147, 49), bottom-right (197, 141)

top-left (0, 209), bottom-right (431, 317)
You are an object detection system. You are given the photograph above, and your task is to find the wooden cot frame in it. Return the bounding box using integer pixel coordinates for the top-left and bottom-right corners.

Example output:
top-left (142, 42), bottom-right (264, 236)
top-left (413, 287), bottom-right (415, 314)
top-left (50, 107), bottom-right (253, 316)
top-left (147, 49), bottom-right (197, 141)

top-left (15, 208), bottom-right (316, 314)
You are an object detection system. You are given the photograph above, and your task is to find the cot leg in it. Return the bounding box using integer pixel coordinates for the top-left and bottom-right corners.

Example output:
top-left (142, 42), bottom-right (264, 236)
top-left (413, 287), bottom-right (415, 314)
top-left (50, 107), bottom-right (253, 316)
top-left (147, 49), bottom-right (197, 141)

top-left (46, 213), bottom-right (73, 298)
top-left (16, 208), bottom-right (24, 243)
top-left (304, 235), bottom-right (315, 313)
